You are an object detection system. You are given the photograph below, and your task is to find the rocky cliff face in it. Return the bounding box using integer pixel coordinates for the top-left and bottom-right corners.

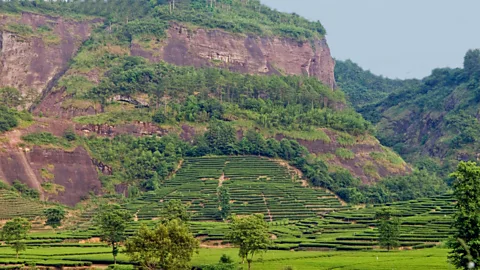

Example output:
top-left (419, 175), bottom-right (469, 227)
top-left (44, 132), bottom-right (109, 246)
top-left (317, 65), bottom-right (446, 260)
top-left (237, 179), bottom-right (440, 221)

top-left (0, 146), bottom-right (101, 206)
top-left (0, 12), bottom-right (96, 101)
top-left (131, 23), bottom-right (336, 89)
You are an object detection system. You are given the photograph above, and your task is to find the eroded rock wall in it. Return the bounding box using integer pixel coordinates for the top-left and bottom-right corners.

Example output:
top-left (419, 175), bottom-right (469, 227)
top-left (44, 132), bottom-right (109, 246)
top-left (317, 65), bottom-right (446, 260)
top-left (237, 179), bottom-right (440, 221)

top-left (0, 147), bottom-right (101, 206)
top-left (0, 12), bottom-right (96, 100)
top-left (131, 23), bottom-right (336, 89)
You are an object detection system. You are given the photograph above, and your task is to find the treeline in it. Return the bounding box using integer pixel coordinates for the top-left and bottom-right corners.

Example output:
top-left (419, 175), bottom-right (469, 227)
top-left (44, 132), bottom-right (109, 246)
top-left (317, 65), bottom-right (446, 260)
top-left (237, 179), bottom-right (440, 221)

top-left (86, 121), bottom-right (446, 204)
top-left (88, 57), bottom-right (370, 135)
top-left (335, 60), bottom-right (421, 109)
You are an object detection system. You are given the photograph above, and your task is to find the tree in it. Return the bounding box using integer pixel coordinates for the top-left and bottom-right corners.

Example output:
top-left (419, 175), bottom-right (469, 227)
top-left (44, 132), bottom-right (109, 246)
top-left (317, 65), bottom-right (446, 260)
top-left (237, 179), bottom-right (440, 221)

top-left (93, 204), bottom-right (132, 264)
top-left (449, 161), bottom-right (480, 269)
top-left (0, 218), bottom-right (31, 258)
top-left (464, 49), bottom-right (480, 78)
top-left (44, 206), bottom-right (66, 229)
top-left (0, 87), bottom-right (23, 108)
top-left (160, 199), bottom-right (191, 223)
top-left (0, 105), bottom-right (18, 133)
top-left (125, 219), bottom-right (199, 270)
top-left (204, 120), bottom-right (236, 154)
top-left (375, 207), bottom-right (400, 251)
top-left (227, 214), bottom-right (270, 270)
top-left (217, 186), bottom-right (231, 220)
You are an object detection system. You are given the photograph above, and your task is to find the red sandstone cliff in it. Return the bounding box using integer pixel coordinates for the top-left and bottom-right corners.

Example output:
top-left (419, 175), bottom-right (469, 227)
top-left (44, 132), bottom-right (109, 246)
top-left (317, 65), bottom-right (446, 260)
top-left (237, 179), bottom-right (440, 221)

top-left (131, 23), bottom-right (336, 89)
top-left (0, 12), bottom-right (97, 101)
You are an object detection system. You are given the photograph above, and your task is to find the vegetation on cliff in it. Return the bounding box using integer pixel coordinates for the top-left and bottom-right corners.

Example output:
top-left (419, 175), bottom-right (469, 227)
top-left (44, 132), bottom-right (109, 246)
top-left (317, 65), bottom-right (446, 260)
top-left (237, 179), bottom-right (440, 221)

top-left (86, 57), bottom-right (368, 135)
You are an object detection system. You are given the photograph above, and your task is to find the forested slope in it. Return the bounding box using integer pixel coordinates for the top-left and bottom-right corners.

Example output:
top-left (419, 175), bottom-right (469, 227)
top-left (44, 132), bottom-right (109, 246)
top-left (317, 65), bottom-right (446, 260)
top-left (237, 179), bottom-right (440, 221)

top-left (336, 50), bottom-right (480, 177)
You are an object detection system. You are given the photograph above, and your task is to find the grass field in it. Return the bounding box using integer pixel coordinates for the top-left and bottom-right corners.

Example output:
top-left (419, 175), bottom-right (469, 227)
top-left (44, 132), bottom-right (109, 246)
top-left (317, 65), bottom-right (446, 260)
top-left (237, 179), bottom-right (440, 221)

top-left (0, 245), bottom-right (451, 270)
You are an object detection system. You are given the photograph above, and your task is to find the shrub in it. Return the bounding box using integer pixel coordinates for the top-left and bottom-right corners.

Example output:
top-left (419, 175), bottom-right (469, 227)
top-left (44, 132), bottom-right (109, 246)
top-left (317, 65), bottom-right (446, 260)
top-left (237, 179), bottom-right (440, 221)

top-left (0, 106), bottom-right (18, 132)
top-left (12, 180), bottom-right (40, 199)
top-left (152, 111), bottom-right (167, 124)
top-left (335, 148), bottom-right (355, 160)
top-left (22, 132), bottom-right (70, 147)
top-left (63, 129), bottom-right (77, 141)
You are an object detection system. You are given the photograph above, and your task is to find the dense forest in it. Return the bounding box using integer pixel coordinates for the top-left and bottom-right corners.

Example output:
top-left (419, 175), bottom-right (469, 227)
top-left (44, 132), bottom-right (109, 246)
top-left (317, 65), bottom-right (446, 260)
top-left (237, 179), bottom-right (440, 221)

top-left (335, 60), bottom-right (420, 109)
top-left (336, 50), bottom-right (480, 177)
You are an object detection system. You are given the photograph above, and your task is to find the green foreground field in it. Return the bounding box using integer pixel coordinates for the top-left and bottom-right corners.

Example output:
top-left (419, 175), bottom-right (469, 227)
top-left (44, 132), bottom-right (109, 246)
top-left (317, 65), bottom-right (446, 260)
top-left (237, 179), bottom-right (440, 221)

top-left (0, 246), bottom-right (451, 270)
top-left (193, 248), bottom-right (451, 270)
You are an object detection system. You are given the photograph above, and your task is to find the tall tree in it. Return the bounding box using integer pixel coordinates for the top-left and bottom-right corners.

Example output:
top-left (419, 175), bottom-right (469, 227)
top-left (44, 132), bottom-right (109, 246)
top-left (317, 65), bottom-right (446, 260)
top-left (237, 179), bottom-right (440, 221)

top-left (93, 204), bottom-right (132, 264)
top-left (464, 49), bottom-right (480, 78)
top-left (44, 206), bottom-right (66, 229)
top-left (375, 207), bottom-right (400, 251)
top-left (204, 120), bottom-right (236, 155)
top-left (449, 161), bottom-right (480, 269)
top-left (0, 218), bottom-right (31, 258)
top-left (227, 214), bottom-right (270, 270)
top-left (160, 199), bottom-right (191, 223)
top-left (125, 220), bottom-right (199, 270)
top-left (217, 186), bottom-right (231, 220)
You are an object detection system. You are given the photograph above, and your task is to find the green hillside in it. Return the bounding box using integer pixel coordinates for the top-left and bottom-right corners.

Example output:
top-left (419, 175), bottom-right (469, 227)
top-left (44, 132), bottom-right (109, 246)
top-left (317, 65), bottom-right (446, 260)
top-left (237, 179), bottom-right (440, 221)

top-left (335, 60), bottom-right (421, 109)
top-left (336, 50), bottom-right (480, 176)
top-left (0, 0), bottom-right (435, 208)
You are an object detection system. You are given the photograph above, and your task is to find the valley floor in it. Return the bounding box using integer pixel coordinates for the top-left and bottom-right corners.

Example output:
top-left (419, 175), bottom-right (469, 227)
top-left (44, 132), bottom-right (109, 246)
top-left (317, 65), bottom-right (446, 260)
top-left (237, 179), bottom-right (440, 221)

top-left (0, 246), bottom-right (451, 270)
top-left (197, 248), bottom-right (451, 269)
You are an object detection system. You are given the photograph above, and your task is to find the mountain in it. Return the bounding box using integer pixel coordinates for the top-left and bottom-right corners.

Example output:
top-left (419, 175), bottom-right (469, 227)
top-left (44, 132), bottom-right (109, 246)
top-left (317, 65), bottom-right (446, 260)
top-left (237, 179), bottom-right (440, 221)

top-left (0, 0), bottom-right (430, 207)
top-left (335, 60), bottom-right (421, 109)
top-left (336, 50), bottom-right (480, 176)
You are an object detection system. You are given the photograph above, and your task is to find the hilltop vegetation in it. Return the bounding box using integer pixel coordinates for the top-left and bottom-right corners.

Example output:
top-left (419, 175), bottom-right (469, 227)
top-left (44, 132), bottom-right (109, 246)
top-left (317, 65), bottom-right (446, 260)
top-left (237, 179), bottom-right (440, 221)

top-left (0, 0), bottom-right (325, 42)
top-left (336, 50), bottom-right (480, 177)
top-left (335, 60), bottom-right (421, 109)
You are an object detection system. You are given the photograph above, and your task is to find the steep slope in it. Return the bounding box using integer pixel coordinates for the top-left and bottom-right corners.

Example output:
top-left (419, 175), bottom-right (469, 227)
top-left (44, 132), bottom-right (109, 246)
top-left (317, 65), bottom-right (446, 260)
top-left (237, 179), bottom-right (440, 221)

top-left (0, 0), bottom-right (419, 206)
top-left (336, 50), bottom-right (480, 175)
top-left (0, 12), bottom-right (98, 102)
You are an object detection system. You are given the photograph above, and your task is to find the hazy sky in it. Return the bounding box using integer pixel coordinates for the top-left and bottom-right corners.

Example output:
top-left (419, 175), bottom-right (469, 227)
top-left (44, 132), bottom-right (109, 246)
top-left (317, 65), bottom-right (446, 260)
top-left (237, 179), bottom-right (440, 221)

top-left (261, 0), bottom-right (480, 79)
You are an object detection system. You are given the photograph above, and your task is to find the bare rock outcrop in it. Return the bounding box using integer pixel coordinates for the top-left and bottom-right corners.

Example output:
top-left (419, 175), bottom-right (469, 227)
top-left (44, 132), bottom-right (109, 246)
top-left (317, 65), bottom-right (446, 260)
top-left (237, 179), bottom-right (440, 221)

top-left (131, 23), bottom-right (336, 89)
top-left (0, 12), bottom-right (97, 101)
top-left (0, 147), bottom-right (101, 206)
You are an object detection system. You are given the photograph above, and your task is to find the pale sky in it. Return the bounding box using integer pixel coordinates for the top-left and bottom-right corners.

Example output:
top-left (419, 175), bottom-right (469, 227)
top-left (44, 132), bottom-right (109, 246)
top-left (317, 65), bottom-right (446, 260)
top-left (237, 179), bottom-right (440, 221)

top-left (261, 0), bottom-right (480, 79)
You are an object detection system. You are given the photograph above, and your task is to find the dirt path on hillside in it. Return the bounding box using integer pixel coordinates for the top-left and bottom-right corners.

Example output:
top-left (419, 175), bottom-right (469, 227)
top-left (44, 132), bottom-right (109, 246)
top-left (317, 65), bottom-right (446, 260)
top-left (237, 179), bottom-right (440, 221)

top-left (12, 151), bottom-right (44, 200)
top-left (261, 193), bottom-right (273, 222)
top-left (218, 173), bottom-right (227, 187)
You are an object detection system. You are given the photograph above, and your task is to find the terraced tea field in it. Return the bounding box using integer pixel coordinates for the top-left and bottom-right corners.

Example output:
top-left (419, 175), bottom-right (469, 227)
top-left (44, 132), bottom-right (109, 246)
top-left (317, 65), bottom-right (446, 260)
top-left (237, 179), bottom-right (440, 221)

top-left (123, 156), bottom-right (347, 222)
top-left (0, 156), bottom-right (456, 269)
top-left (0, 189), bottom-right (46, 220)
